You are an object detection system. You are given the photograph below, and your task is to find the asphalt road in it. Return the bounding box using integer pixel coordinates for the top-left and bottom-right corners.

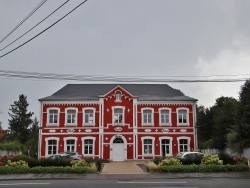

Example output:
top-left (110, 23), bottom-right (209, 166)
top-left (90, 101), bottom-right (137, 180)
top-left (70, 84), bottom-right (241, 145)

top-left (0, 178), bottom-right (249, 188)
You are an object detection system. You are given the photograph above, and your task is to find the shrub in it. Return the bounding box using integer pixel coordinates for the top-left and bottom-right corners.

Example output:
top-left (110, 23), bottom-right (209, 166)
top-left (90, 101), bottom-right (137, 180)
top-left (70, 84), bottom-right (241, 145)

top-left (218, 151), bottom-right (235, 165)
top-left (201, 154), bottom-right (223, 165)
top-left (233, 156), bottom-right (247, 165)
top-left (159, 157), bottom-right (181, 166)
top-left (146, 161), bottom-right (158, 172)
top-left (0, 166), bottom-right (29, 174)
top-left (152, 157), bottom-right (165, 165)
top-left (39, 158), bottom-right (71, 167)
top-left (160, 164), bottom-right (249, 173)
top-left (6, 160), bottom-right (28, 167)
top-left (9, 155), bottom-right (40, 167)
top-left (71, 159), bottom-right (89, 167)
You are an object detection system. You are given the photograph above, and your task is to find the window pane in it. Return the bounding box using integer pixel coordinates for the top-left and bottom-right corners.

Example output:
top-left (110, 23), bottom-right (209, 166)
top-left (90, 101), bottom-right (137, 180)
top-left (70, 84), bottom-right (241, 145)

top-left (85, 109), bottom-right (94, 124)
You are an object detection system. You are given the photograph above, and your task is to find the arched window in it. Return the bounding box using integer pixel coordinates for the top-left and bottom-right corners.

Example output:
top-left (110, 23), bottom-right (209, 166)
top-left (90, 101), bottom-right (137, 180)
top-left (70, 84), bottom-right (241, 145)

top-left (115, 91), bottom-right (122, 102)
top-left (113, 137), bottom-right (124, 143)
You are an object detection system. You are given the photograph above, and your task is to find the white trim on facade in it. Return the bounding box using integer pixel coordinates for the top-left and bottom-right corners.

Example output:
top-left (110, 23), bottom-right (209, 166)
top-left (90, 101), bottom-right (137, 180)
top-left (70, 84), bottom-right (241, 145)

top-left (141, 107), bottom-right (154, 126)
top-left (159, 107), bottom-right (172, 126)
top-left (81, 136), bottom-right (96, 158)
top-left (45, 137), bottom-right (60, 156)
top-left (159, 136), bottom-right (173, 156)
top-left (82, 107), bottom-right (96, 126)
top-left (64, 107), bottom-right (78, 126)
top-left (176, 107), bottom-right (190, 126)
top-left (46, 107), bottom-right (60, 126)
top-left (63, 137), bottom-right (78, 152)
top-left (177, 136), bottom-right (191, 152)
top-left (141, 136), bottom-right (155, 159)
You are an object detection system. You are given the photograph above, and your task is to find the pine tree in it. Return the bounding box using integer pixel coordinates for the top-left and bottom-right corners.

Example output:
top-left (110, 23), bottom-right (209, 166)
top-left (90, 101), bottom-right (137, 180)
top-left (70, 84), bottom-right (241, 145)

top-left (8, 94), bottom-right (33, 144)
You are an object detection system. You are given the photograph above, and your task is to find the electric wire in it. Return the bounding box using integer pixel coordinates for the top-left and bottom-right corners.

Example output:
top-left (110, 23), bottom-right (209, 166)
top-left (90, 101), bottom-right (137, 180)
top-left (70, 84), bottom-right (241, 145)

top-left (0, 70), bottom-right (248, 83)
top-left (0, 0), bottom-right (88, 59)
top-left (0, 0), bottom-right (47, 44)
top-left (0, 0), bottom-right (70, 52)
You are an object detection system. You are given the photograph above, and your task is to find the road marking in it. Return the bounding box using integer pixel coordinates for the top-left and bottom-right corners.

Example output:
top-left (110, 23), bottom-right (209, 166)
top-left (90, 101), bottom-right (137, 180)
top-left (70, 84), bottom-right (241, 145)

top-left (0, 183), bottom-right (50, 186)
top-left (117, 181), bottom-right (187, 184)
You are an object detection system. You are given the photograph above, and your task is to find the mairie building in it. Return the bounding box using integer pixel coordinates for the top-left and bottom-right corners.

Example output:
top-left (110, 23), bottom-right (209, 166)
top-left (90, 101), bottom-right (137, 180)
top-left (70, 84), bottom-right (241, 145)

top-left (38, 84), bottom-right (198, 161)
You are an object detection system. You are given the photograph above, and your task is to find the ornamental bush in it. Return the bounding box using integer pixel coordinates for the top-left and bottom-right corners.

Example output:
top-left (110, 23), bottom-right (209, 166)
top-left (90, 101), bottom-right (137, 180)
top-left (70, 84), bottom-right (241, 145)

top-left (201, 154), bottom-right (223, 165)
top-left (160, 164), bottom-right (248, 173)
top-left (6, 160), bottom-right (28, 167)
top-left (159, 157), bottom-right (181, 166)
top-left (71, 159), bottom-right (89, 167)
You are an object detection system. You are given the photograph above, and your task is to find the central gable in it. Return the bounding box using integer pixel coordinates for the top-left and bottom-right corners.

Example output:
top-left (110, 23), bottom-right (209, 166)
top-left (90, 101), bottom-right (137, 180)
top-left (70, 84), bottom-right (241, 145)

top-left (101, 85), bottom-right (135, 102)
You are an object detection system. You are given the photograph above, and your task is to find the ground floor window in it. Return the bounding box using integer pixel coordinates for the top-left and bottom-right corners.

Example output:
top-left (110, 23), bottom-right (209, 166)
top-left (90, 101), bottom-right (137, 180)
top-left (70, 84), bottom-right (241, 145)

top-left (179, 139), bottom-right (188, 152)
top-left (48, 140), bottom-right (57, 155)
top-left (84, 139), bottom-right (93, 155)
top-left (143, 139), bottom-right (153, 155)
top-left (66, 139), bottom-right (75, 152)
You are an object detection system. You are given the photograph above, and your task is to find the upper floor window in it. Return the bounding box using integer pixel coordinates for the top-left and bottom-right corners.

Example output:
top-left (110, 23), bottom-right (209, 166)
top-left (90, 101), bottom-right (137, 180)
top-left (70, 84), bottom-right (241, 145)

top-left (177, 108), bottom-right (189, 126)
top-left (83, 108), bottom-right (95, 126)
top-left (115, 91), bottom-right (122, 102)
top-left (142, 108), bottom-right (154, 126)
top-left (66, 108), bottom-right (77, 125)
top-left (113, 107), bottom-right (124, 124)
top-left (47, 108), bottom-right (60, 126)
top-left (159, 108), bottom-right (171, 126)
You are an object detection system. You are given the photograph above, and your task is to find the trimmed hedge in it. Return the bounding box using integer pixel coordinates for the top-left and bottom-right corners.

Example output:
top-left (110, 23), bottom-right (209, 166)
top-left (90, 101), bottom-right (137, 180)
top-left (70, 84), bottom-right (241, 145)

top-left (160, 164), bottom-right (249, 173)
top-left (0, 166), bottom-right (94, 174)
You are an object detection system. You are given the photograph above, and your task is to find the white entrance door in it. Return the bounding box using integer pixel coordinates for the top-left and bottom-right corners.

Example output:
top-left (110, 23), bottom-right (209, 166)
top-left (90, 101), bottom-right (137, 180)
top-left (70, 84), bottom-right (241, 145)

top-left (112, 143), bottom-right (125, 161)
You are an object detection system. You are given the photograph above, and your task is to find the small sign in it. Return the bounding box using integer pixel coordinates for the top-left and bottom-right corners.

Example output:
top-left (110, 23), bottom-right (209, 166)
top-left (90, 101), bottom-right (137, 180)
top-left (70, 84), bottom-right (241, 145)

top-left (67, 129), bottom-right (74, 133)
top-left (114, 127), bottom-right (123, 131)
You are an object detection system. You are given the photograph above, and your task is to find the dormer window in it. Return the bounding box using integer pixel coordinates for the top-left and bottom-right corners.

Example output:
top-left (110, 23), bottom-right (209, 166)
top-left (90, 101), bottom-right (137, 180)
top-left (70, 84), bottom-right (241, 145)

top-left (115, 91), bottom-right (122, 102)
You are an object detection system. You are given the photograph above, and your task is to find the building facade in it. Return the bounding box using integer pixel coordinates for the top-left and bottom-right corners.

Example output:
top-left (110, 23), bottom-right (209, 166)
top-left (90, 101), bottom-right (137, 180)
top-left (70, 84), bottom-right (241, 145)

top-left (38, 84), bottom-right (198, 161)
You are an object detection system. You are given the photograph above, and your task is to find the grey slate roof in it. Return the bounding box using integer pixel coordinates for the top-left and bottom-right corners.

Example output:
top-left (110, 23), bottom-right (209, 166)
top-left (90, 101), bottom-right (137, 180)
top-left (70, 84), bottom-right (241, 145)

top-left (39, 84), bottom-right (197, 102)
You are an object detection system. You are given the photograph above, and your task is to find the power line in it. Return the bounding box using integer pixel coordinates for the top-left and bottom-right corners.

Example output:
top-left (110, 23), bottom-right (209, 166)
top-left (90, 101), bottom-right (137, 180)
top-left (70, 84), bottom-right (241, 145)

top-left (0, 69), bottom-right (248, 83)
top-left (0, 0), bottom-right (70, 52)
top-left (0, 0), bottom-right (88, 59)
top-left (0, 0), bottom-right (47, 44)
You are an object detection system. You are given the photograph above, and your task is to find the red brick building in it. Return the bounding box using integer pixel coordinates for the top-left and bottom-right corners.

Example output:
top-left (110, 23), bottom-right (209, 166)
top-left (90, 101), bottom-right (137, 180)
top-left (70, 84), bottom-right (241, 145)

top-left (38, 84), bottom-right (197, 161)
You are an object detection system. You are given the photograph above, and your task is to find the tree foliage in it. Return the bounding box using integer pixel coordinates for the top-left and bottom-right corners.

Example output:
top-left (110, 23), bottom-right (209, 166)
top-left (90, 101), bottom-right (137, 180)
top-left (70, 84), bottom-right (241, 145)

top-left (227, 79), bottom-right (250, 153)
top-left (8, 94), bottom-right (34, 144)
top-left (197, 97), bottom-right (238, 150)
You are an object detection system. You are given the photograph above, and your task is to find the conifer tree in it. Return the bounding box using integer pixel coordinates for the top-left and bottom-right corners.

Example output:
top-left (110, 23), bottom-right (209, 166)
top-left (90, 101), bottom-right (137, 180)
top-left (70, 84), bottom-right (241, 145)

top-left (8, 94), bottom-right (33, 144)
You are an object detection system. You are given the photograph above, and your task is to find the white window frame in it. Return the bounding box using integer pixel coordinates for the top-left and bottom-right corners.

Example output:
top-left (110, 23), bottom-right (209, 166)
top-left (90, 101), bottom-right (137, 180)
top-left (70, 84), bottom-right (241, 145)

top-left (177, 108), bottom-right (189, 126)
top-left (83, 108), bottom-right (95, 126)
top-left (141, 108), bottom-right (154, 126)
top-left (159, 108), bottom-right (171, 126)
top-left (115, 91), bottom-right (122, 102)
top-left (47, 108), bottom-right (60, 126)
top-left (65, 108), bottom-right (78, 126)
top-left (112, 106), bottom-right (125, 125)
top-left (141, 136), bottom-right (155, 157)
top-left (159, 137), bottom-right (173, 157)
top-left (63, 137), bottom-right (77, 152)
top-left (82, 137), bottom-right (96, 157)
top-left (177, 137), bottom-right (191, 152)
top-left (45, 137), bottom-right (59, 156)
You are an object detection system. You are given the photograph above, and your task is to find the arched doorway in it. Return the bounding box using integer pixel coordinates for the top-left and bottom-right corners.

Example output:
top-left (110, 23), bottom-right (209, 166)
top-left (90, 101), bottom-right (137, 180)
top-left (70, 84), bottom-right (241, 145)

top-left (112, 137), bottom-right (125, 161)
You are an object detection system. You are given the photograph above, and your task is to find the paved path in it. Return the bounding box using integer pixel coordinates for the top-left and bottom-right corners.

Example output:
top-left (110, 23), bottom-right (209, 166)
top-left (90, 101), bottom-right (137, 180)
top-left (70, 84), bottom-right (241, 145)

top-left (101, 161), bottom-right (148, 174)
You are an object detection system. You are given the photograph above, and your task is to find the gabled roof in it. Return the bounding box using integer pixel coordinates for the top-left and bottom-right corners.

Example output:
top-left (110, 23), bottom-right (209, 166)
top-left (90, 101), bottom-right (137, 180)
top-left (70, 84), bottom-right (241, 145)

top-left (39, 84), bottom-right (197, 102)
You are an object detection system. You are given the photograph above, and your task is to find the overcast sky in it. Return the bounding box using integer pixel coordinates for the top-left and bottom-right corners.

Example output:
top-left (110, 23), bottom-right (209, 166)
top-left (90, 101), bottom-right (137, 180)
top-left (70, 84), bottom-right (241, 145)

top-left (0, 0), bottom-right (250, 129)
